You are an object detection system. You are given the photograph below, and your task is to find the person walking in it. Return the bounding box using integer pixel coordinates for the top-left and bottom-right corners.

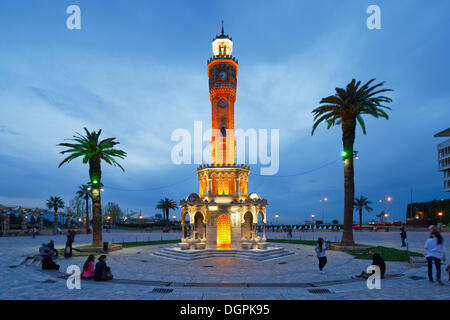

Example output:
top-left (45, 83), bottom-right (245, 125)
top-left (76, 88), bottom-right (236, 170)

top-left (425, 231), bottom-right (446, 284)
top-left (315, 238), bottom-right (330, 274)
top-left (400, 225), bottom-right (407, 247)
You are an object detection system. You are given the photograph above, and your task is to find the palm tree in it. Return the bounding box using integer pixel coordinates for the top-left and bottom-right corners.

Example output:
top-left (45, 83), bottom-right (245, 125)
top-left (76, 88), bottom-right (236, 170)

top-left (58, 128), bottom-right (126, 247)
top-left (76, 184), bottom-right (91, 231)
top-left (156, 198), bottom-right (178, 227)
top-left (312, 79), bottom-right (393, 245)
top-left (46, 196), bottom-right (64, 232)
top-left (354, 195), bottom-right (373, 231)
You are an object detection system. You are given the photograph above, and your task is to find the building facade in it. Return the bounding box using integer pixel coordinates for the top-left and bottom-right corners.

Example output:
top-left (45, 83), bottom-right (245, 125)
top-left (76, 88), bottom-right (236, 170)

top-left (435, 128), bottom-right (450, 192)
top-left (180, 27), bottom-right (268, 250)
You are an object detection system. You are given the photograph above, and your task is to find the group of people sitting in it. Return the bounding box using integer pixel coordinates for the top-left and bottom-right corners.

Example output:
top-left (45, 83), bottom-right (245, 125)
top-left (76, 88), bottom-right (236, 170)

top-left (81, 254), bottom-right (113, 281)
top-left (40, 240), bottom-right (61, 270)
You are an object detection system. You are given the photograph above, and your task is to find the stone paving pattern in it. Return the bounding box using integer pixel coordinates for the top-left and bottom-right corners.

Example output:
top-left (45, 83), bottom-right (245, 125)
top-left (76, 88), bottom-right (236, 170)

top-left (0, 230), bottom-right (449, 299)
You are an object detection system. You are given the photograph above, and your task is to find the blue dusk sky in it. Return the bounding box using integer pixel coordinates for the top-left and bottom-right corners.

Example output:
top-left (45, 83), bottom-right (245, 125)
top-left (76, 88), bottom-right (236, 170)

top-left (0, 0), bottom-right (448, 224)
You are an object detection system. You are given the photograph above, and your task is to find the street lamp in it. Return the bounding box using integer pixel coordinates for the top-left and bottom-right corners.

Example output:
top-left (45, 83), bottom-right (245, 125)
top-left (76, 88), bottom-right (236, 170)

top-left (378, 196), bottom-right (392, 222)
top-left (311, 214), bottom-right (316, 224)
top-left (275, 214), bottom-right (279, 225)
top-left (172, 215), bottom-right (177, 224)
top-left (437, 212), bottom-right (444, 232)
top-left (138, 214), bottom-right (143, 232)
top-left (320, 197), bottom-right (328, 223)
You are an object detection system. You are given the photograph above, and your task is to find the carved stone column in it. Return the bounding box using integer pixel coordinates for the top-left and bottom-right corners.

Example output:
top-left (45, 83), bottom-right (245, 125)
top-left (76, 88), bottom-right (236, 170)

top-left (263, 222), bottom-right (266, 240)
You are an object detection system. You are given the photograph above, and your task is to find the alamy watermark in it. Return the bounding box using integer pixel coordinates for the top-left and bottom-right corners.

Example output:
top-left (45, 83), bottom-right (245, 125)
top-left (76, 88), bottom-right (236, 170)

top-left (171, 121), bottom-right (279, 175)
top-left (66, 265), bottom-right (81, 289)
top-left (366, 265), bottom-right (382, 290)
top-left (66, 5), bottom-right (81, 30)
top-left (367, 5), bottom-right (381, 30)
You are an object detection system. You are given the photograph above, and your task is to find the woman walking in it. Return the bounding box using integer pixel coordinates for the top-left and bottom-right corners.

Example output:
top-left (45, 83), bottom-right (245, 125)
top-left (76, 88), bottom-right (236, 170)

top-left (315, 238), bottom-right (330, 274)
top-left (424, 231), bottom-right (446, 284)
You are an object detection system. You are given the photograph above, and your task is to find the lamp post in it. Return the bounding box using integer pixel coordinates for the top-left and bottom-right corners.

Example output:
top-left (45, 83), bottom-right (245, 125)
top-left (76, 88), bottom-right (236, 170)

top-left (275, 214), bottom-right (279, 225)
top-left (379, 196), bottom-right (392, 223)
top-left (320, 197), bottom-right (328, 223)
top-left (172, 215), bottom-right (177, 224)
top-left (138, 214), bottom-right (143, 232)
top-left (437, 212), bottom-right (444, 232)
top-left (311, 214), bottom-right (316, 225)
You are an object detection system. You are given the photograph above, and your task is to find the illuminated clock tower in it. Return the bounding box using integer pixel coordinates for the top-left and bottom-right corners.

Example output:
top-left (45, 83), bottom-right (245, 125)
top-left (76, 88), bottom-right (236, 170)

top-left (179, 26), bottom-right (268, 251)
top-left (207, 25), bottom-right (238, 165)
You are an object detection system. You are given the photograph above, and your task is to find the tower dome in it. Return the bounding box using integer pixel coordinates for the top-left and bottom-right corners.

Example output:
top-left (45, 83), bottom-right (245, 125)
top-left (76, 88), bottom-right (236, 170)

top-left (186, 193), bottom-right (200, 202)
top-left (212, 22), bottom-right (233, 57)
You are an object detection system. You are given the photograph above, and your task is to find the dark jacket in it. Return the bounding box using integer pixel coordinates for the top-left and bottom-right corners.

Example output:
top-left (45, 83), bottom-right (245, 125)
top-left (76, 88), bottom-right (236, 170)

top-left (42, 256), bottom-right (59, 270)
top-left (94, 260), bottom-right (112, 281)
top-left (372, 253), bottom-right (386, 277)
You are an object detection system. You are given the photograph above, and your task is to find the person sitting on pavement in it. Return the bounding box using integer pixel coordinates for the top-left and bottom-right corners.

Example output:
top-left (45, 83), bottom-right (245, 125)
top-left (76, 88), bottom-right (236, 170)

top-left (81, 255), bottom-right (96, 279)
top-left (45, 240), bottom-right (59, 257)
top-left (94, 255), bottom-right (113, 281)
top-left (357, 251), bottom-right (386, 279)
top-left (41, 251), bottom-right (60, 270)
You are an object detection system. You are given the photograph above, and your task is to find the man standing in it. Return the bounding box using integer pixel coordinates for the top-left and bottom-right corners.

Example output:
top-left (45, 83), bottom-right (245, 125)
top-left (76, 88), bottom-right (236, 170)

top-left (400, 225), bottom-right (407, 247)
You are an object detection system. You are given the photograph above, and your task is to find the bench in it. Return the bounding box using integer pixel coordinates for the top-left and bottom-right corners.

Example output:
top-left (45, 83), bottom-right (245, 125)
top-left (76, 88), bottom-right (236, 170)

top-left (409, 256), bottom-right (427, 268)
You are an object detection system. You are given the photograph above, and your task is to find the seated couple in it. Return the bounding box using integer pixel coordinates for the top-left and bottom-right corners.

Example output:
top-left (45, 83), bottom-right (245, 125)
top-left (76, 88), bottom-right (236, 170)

top-left (81, 254), bottom-right (113, 281)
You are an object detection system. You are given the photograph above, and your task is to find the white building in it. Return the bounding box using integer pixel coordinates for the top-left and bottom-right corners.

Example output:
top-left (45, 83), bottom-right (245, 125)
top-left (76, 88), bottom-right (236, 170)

top-left (435, 128), bottom-right (450, 192)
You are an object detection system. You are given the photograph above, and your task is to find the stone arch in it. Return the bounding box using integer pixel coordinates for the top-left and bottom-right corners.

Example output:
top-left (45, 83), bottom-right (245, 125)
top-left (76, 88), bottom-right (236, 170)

top-left (203, 175), bottom-right (208, 195)
top-left (218, 173), bottom-right (223, 195)
top-left (230, 173), bottom-right (236, 194)
top-left (216, 214), bottom-right (231, 249)
top-left (193, 212), bottom-right (205, 239)
top-left (224, 173), bottom-right (229, 195)
top-left (242, 211), bottom-right (253, 239)
top-left (211, 173), bottom-right (217, 195)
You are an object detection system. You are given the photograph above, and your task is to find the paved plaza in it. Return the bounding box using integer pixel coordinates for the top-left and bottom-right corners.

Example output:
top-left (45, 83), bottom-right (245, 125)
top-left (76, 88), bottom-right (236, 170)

top-left (0, 230), bottom-right (449, 300)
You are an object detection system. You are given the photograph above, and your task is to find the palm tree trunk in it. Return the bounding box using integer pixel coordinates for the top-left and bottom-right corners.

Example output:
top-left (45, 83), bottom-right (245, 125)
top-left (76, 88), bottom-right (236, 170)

top-left (54, 210), bottom-right (58, 233)
top-left (85, 195), bottom-right (90, 231)
top-left (359, 208), bottom-right (362, 231)
top-left (341, 118), bottom-right (356, 246)
top-left (90, 159), bottom-right (103, 247)
top-left (91, 188), bottom-right (102, 246)
top-left (166, 208), bottom-right (169, 227)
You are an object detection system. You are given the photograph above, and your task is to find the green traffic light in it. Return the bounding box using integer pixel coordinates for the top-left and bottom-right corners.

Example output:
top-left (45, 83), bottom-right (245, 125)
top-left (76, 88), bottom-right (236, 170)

top-left (341, 151), bottom-right (348, 158)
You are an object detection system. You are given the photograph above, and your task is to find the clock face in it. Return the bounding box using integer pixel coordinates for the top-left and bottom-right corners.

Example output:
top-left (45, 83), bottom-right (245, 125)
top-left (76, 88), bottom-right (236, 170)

top-left (217, 99), bottom-right (228, 109)
top-left (218, 71), bottom-right (227, 80)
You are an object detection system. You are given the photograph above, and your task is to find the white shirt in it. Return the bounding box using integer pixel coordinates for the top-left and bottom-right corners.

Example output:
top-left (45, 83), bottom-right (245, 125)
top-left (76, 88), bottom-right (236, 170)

top-left (424, 237), bottom-right (446, 260)
top-left (315, 243), bottom-right (328, 258)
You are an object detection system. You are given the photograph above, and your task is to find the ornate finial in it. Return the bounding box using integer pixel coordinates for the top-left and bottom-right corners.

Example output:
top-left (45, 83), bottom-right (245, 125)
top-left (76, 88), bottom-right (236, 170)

top-left (221, 20), bottom-right (224, 35)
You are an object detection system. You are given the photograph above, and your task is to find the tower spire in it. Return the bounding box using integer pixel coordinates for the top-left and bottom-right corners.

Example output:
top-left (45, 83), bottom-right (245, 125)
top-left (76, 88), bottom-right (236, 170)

top-left (221, 20), bottom-right (224, 35)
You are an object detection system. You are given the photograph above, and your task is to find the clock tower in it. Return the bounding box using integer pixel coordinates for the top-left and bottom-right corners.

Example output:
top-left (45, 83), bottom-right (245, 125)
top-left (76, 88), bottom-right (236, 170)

top-left (207, 25), bottom-right (238, 165)
top-left (178, 25), bottom-right (268, 252)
